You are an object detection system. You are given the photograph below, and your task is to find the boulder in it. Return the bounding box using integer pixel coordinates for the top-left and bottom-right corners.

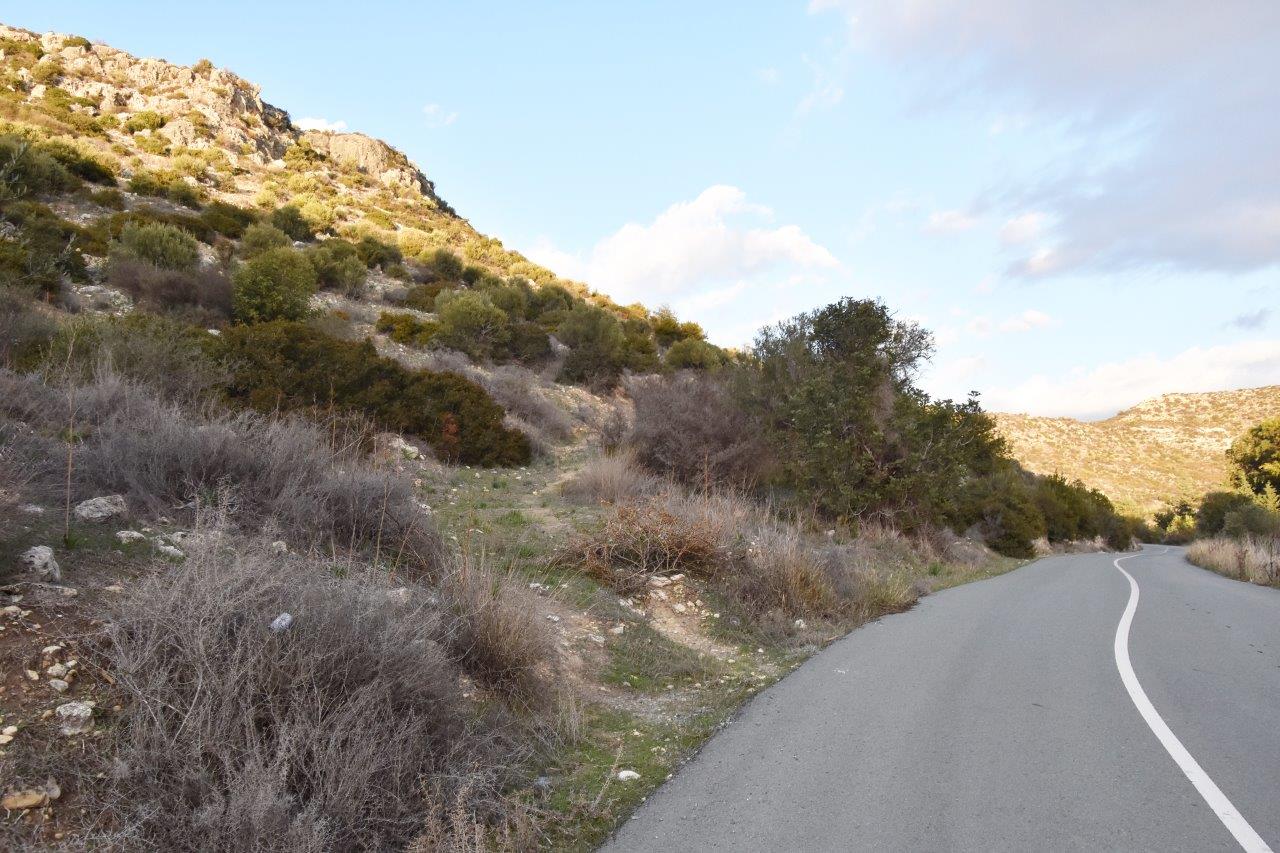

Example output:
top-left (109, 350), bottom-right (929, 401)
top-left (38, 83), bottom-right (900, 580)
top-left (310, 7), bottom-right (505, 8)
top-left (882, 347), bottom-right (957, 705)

top-left (21, 546), bottom-right (60, 581)
top-left (55, 701), bottom-right (94, 736)
top-left (74, 495), bottom-right (127, 522)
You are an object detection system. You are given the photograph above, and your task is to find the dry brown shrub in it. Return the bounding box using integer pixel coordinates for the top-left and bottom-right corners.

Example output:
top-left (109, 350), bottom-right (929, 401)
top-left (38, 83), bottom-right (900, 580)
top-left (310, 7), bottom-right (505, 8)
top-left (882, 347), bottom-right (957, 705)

top-left (1187, 536), bottom-right (1280, 586)
top-left (78, 535), bottom-right (532, 852)
top-left (560, 449), bottom-right (658, 505)
top-left (562, 497), bottom-right (724, 595)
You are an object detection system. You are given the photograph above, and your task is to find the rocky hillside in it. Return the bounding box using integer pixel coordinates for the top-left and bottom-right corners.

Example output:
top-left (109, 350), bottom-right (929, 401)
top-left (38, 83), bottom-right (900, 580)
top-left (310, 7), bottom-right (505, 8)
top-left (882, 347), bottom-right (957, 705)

top-left (993, 385), bottom-right (1280, 517)
top-left (0, 22), bottom-right (582, 289)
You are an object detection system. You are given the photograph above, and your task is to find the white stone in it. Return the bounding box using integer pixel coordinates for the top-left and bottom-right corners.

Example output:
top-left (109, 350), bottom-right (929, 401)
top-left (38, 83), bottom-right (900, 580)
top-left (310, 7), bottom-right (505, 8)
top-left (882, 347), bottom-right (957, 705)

top-left (20, 546), bottom-right (60, 581)
top-left (269, 613), bottom-right (293, 633)
top-left (73, 495), bottom-right (127, 522)
top-left (617, 770), bottom-right (641, 782)
top-left (116, 531), bottom-right (146, 544)
top-left (55, 701), bottom-right (94, 736)
top-left (18, 504), bottom-right (44, 514)
top-left (47, 678), bottom-right (70, 693)
top-left (270, 540), bottom-right (288, 555)
top-left (156, 544), bottom-right (185, 560)
top-left (46, 663), bottom-right (68, 679)
top-left (609, 624), bottom-right (625, 635)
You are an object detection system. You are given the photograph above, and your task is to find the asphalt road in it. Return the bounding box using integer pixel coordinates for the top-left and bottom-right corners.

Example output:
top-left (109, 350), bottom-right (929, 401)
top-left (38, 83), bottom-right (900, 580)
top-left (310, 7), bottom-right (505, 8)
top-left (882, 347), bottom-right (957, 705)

top-left (606, 546), bottom-right (1279, 852)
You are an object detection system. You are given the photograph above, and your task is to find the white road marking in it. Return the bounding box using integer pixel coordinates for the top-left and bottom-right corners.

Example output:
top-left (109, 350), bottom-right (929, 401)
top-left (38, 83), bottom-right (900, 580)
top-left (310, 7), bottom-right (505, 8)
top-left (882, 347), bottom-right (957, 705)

top-left (1112, 552), bottom-right (1273, 853)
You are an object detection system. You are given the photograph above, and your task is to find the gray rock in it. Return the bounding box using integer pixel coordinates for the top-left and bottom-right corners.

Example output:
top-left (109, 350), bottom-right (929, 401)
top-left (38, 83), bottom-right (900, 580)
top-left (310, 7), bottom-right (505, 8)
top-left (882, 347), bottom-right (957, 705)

top-left (156, 543), bottom-right (185, 560)
top-left (269, 612), bottom-right (294, 633)
top-left (55, 701), bottom-right (94, 736)
top-left (74, 495), bottom-right (127, 522)
top-left (47, 678), bottom-right (70, 693)
top-left (21, 546), bottom-right (60, 581)
top-left (115, 530), bottom-right (146, 544)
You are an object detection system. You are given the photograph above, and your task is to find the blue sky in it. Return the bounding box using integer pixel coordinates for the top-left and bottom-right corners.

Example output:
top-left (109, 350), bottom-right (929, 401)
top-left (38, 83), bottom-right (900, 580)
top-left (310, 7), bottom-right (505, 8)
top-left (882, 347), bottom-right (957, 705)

top-left (11, 2), bottom-right (1279, 418)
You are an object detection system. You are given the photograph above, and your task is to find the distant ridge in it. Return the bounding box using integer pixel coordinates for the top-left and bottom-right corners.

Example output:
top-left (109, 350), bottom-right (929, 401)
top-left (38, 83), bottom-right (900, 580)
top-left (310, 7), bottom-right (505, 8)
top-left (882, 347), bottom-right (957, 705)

top-left (993, 385), bottom-right (1280, 516)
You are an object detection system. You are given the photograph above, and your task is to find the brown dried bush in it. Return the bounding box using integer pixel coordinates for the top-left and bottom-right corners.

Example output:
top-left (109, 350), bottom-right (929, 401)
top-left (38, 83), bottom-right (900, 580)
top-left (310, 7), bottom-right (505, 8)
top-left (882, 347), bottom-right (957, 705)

top-left (560, 449), bottom-right (658, 505)
top-left (562, 496), bottom-right (724, 595)
top-left (627, 372), bottom-right (769, 489)
top-left (83, 537), bottom-right (530, 851)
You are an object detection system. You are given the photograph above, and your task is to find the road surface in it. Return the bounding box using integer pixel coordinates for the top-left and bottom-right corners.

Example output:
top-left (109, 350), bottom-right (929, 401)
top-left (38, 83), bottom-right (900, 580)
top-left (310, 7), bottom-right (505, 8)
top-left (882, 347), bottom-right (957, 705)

top-left (606, 546), bottom-right (1279, 852)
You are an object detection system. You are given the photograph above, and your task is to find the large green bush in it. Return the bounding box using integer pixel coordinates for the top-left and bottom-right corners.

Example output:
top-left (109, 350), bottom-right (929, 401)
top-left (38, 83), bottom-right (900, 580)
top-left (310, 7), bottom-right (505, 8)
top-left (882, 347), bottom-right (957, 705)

top-left (214, 321), bottom-right (530, 465)
top-left (231, 248), bottom-right (316, 323)
top-left (665, 338), bottom-right (724, 371)
top-left (199, 201), bottom-right (257, 238)
top-left (740, 298), bottom-right (1004, 527)
top-left (238, 222), bottom-right (291, 258)
top-left (0, 135), bottom-right (77, 201)
top-left (1195, 491), bottom-right (1256, 537)
top-left (557, 304), bottom-right (625, 384)
top-left (0, 202), bottom-right (89, 295)
top-left (113, 221), bottom-right (199, 271)
top-left (1227, 418), bottom-right (1280, 500)
top-left (307, 240), bottom-right (366, 295)
top-left (269, 205), bottom-right (314, 241)
top-left (434, 291), bottom-right (510, 359)
top-left (38, 139), bottom-right (115, 185)
top-left (376, 311), bottom-right (438, 347)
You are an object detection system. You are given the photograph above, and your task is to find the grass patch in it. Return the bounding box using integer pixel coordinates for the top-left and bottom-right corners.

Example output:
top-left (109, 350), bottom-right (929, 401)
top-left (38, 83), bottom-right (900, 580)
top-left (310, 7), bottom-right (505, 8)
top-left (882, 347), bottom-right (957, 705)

top-left (599, 619), bottom-right (721, 692)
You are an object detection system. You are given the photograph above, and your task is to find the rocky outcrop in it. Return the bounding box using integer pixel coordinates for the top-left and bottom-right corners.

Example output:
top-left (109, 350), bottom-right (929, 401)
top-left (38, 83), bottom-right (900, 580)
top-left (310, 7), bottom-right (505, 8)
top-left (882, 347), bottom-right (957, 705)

top-left (300, 131), bottom-right (453, 212)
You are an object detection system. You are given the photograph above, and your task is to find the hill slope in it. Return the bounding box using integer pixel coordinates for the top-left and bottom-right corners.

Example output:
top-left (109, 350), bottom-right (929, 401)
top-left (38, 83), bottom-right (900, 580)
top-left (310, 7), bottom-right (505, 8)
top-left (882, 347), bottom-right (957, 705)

top-left (993, 385), bottom-right (1280, 516)
top-left (0, 22), bottom-right (589, 292)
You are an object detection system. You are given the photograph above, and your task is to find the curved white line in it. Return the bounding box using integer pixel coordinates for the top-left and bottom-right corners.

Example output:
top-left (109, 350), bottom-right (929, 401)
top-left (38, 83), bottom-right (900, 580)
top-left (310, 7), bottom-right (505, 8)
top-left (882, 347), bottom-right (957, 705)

top-left (1112, 553), bottom-right (1273, 852)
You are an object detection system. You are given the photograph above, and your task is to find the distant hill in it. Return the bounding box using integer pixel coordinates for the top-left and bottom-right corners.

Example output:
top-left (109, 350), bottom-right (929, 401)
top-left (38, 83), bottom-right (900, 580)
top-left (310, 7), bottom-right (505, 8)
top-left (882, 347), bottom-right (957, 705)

top-left (993, 386), bottom-right (1280, 517)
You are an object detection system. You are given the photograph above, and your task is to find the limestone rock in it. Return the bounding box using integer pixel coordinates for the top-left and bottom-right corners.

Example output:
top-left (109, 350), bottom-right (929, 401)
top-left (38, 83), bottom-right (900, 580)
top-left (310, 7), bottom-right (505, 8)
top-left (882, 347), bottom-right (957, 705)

top-left (20, 546), bottom-right (60, 581)
top-left (74, 494), bottom-right (126, 522)
top-left (55, 701), bottom-right (94, 736)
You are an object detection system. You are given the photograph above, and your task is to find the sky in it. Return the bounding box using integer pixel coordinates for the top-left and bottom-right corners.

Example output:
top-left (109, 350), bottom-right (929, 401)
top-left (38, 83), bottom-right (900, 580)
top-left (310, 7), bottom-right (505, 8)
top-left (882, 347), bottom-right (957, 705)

top-left (11, 1), bottom-right (1280, 419)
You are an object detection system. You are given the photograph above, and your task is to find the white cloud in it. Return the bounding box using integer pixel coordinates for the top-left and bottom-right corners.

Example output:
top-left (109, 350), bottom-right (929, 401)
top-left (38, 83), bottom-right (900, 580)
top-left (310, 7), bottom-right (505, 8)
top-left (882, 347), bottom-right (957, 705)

top-left (811, 1), bottom-right (1280, 277)
top-left (998, 212), bottom-right (1044, 245)
top-left (757, 67), bottom-right (780, 85)
top-left (295, 116), bottom-right (347, 132)
top-left (982, 339), bottom-right (1280, 419)
top-left (998, 308), bottom-right (1052, 333)
top-left (1228, 308), bottom-right (1271, 331)
top-left (924, 209), bottom-right (978, 234)
top-left (526, 185), bottom-right (838, 324)
top-left (963, 309), bottom-right (1052, 338)
top-left (795, 53), bottom-right (846, 116)
top-left (422, 103), bottom-right (458, 127)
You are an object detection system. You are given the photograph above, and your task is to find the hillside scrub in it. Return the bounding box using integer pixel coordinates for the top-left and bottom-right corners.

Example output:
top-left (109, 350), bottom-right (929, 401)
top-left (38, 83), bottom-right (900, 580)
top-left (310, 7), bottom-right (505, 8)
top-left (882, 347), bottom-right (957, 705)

top-left (0, 368), bottom-right (444, 561)
top-left (216, 321), bottom-right (531, 466)
top-left (231, 247), bottom-right (317, 323)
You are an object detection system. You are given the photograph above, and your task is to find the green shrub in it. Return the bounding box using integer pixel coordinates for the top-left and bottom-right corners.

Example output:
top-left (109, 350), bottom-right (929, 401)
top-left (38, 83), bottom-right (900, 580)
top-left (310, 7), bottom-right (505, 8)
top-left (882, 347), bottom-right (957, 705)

top-left (507, 321), bottom-right (551, 364)
top-left (422, 247), bottom-right (463, 280)
top-left (113, 221), bottom-right (200, 271)
top-left (269, 204), bottom-right (314, 241)
top-left (62, 36), bottom-right (92, 49)
top-left (434, 291), bottom-right (511, 359)
top-left (39, 139), bottom-right (115, 184)
top-left (231, 247), bottom-right (316, 323)
top-left (215, 321), bottom-right (531, 465)
top-left (981, 488), bottom-right (1046, 557)
top-left (1223, 504), bottom-right (1280, 538)
top-left (1227, 418), bottom-right (1280, 499)
top-left (399, 281), bottom-right (451, 312)
top-left (88, 187), bottom-right (125, 209)
top-left (376, 311), bottom-right (438, 347)
top-left (356, 235), bottom-right (402, 269)
top-left (308, 240), bottom-right (366, 295)
top-left (127, 169), bottom-right (201, 207)
top-left (238, 222), bottom-right (291, 257)
top-left (31, 60), bottom-right (63, 85)
top-left (665, 338), bottom-right (724, 371)
top-left (0, 135), bottom-right (77, 201)
top-left (124, 111), bottom-right (167, 133)
top-left (0, 202), bottom-right (89, 294)
top-left (1195, 491), bottom-right (1256, 537)
top-left (557, 303), bottom-right (625, 384)
top-left (199, 200), bottom-right (256, 238)
top-left (651, 307), bottom-right (703, 347)
top-left (483, 280), bottom-right (530, 320)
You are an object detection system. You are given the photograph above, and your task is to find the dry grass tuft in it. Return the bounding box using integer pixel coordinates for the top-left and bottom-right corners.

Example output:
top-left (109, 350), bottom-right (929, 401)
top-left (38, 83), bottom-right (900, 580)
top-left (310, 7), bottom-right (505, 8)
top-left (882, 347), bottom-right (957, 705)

top-left (560, 449), bottom-right (658, 505)
top-left (1187, 536), bottom-right (1280, 586)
